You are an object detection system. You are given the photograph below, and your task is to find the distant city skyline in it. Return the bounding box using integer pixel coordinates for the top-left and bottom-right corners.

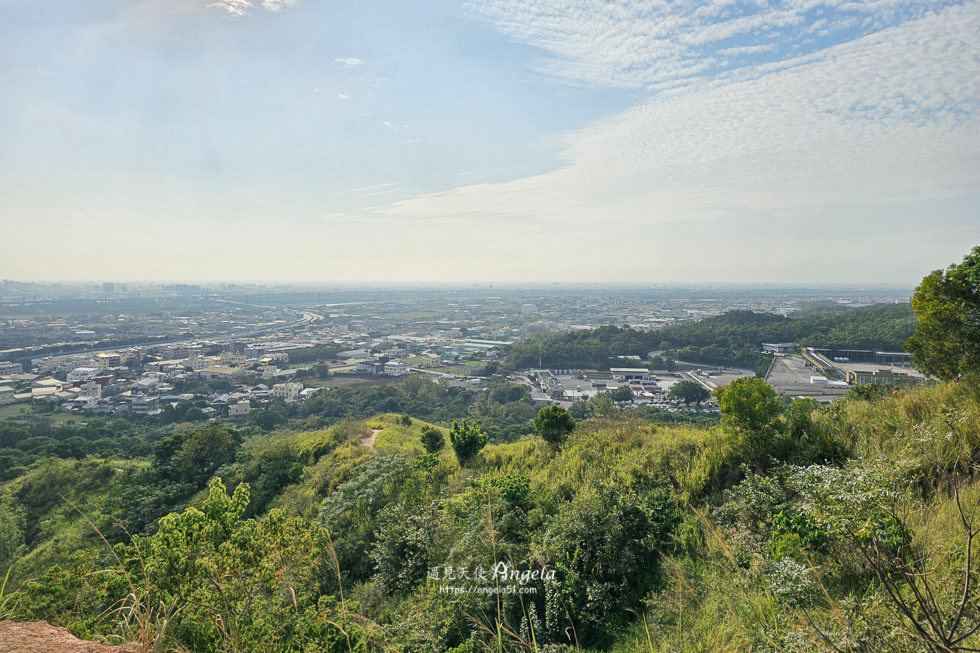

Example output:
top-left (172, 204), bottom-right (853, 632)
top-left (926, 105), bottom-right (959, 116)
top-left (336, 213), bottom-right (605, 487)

top-left (1, 0), bottom-right (978, 284)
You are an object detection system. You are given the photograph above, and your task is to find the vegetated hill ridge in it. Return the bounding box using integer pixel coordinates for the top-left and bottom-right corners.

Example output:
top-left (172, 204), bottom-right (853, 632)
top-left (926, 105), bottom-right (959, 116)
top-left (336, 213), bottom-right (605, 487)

top-left (6, 376), bottom-right (980, 651)
top-left (504, 302), bottom-right (916, 373)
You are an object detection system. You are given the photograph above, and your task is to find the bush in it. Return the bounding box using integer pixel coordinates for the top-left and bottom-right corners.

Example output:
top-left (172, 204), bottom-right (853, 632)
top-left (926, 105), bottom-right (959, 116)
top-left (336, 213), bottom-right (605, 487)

top-left (715, 377), bottom-right (785, 471)
top-left (420, 426), bottom-right (445, 454)
top-left (448, 420), bottom-right (487, 465)
top-left (540, 485), bottom-right (677, 647)
top-left (534, 405), bottom-right (576, 448)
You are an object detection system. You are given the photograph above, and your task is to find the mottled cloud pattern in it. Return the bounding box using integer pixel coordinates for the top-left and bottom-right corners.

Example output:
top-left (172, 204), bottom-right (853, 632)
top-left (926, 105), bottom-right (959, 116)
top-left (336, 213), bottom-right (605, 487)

top-left (375, 2), bottom-right (980, 229)
top-left (200, 0), bottom-right (299, 15)
top-left (467, 0), bottom-right (957, 90)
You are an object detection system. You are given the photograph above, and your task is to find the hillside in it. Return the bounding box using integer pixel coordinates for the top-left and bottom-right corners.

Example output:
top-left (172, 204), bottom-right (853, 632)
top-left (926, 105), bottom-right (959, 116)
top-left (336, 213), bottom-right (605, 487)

top-left (3, 375), bottom-right (980, 651)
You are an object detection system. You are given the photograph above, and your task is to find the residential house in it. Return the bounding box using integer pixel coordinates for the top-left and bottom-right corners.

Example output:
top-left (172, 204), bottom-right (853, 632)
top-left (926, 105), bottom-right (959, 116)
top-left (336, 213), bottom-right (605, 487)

top-left (131, 394), bottom-right (160, 414)
top-left (272, 382), bottom-right (304, 400)
top-left (229, 401), bottom-right (251, 420)
top-left (384, 361), bottom-right (408, 377)
top-left (356, 360), bottom-right (384, 375)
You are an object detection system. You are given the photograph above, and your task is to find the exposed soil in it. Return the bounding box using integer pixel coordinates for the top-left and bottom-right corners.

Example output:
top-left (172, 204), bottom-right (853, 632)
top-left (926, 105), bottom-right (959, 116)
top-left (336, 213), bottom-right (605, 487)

top-left (0, 621), bottom-right (138, 653)
top-left (359, 428), bottom-right (381, 451)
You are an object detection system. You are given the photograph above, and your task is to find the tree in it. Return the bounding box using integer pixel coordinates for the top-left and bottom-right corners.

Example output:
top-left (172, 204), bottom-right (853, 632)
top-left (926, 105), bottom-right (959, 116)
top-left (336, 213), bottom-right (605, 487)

top-left (906, 246), bottom-right (980, 380)
top-left (649, 355), bottom-right (676, 372)
top-left (250, 408), bottom-right (286, 431)
top-left (715, 377), bottom-right (784, 471)
top-left (370, 503), bottom-right (438, 595)
top-left (592, 395), bottom-right (615, 418)
top-left (154, 423), bottom-right (242, 488)
top-left (534, 405), bottom-right (576, 448)
top-left (448, 419), bottom-right (487, 464)
top-left (420, 425), bottom-right (445, 454)
top-left (608, 385), bottom-right (634, 402)
top-left (667, 380), bottom-right (710, 406)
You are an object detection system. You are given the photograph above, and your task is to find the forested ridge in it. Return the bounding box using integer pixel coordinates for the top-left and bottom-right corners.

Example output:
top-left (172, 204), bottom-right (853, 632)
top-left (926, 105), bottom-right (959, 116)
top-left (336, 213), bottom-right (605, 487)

top-left (504, 302), bottom-right (916, 373)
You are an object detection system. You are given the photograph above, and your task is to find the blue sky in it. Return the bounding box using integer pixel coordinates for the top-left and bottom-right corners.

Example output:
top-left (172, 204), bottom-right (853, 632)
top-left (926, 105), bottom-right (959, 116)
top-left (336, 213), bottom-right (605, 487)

top-left (1, 0), bottom-right (978, 283)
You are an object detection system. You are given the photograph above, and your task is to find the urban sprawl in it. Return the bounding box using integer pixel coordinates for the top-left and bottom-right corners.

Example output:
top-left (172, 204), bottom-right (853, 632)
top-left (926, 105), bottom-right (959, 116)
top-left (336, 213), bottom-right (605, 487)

top-left (0, 281), bottom-right (925, 421)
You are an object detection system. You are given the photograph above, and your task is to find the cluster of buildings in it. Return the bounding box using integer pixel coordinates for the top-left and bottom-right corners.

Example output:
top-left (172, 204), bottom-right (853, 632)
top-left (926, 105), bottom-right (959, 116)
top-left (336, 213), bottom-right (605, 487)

top-left (0, 285), bottom-right (927, 418)
top-left (0, 337), bottom-right (323, 420)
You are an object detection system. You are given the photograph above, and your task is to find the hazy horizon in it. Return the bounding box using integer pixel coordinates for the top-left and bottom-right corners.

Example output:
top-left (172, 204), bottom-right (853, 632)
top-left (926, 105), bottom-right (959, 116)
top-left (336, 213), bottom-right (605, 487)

top-left (0, 279), bottom-right (917, 290)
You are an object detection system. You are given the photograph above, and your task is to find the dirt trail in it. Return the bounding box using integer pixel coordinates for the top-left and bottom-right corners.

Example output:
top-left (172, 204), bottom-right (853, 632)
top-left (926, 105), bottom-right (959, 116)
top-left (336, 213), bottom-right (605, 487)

top-left (0, 621), bottom-right (137, 653)
top-left (359, 428), bottom-right (381, 451)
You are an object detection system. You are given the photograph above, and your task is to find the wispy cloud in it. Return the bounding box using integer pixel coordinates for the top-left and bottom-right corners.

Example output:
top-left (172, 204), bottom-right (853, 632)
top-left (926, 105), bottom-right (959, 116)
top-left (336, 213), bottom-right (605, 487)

top-left (334, 57), bottom-right (365, 69)
top-left (467, 0), bottom-right (950, 90)
top-left (369, 3), bottom-right (980, 232)
top-left (199, 0), bottom-right (299, 15)
top-left (200, 0), bottom-right (252, 16)
top-left (261, 0), bottom-right (298, 11)
top-left (338, 94), bottom-right (350, 100)
top-left (717, 44), bottom-right (778, 57)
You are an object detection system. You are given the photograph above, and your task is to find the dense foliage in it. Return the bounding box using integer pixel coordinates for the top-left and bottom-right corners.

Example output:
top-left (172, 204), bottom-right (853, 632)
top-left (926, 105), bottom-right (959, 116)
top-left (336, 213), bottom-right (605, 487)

top-left (667, 380), bottom-right (710, 406)
top-left (282, 344), bottom-right (343, 364)
top-left (906, 245), bottom-right (980, 380)
top-left (0, 418), bottom-right (152, 481)
top-left (534, 404), bottom-right (576, 448)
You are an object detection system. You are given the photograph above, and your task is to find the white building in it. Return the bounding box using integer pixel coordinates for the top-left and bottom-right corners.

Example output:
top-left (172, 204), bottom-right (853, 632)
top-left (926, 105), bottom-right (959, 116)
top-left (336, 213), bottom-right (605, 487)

top-left (131, 394), bottom-right (160, 414)
top-left (33, 378), bottom-right (65, 390)
top-left (383, 348), bottom-right (409, 359)
top-left (609, 368), bottom-right (652, 382)
top-left (762, 342), bottom-right (798, 354)
top-left (219, 351), bottom-right (246, 366)
top-left (79, 380), bottom-right (103, 399)
top-left (67, 367), bottom-right (100, 383)
top-left (57, 357), bottom-right (87, 373)
top-left (131, 377), bottom-right (160, 393)
top-left (182, 355), bottom-right (214, 371)
top-left (272, 382), bottom-right (304, 400)
top-left (385, 361), bottom-right (408, 377)
top-left (93, 352), bottom-right (122, 371)
top-left (199, 366), bottom-right (244, 380)
top-left (356, 360), bottom-right (384, 375)
top-left (69, 395), bottom-right (100, 410)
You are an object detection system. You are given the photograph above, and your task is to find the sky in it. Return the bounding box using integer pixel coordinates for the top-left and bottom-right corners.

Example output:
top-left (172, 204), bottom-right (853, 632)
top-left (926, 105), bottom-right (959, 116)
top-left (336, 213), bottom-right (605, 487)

top-left (0, 0), bottom-right (978, 284)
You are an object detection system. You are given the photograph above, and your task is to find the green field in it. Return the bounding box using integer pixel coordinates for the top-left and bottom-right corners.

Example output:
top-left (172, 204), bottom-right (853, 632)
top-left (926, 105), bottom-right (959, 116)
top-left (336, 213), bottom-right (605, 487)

top-left (0, 404), bottom-right (90, 421)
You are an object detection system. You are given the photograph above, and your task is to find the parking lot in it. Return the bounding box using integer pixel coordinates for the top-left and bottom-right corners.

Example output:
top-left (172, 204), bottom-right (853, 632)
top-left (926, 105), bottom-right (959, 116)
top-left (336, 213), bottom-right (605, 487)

top-left (766, 356), bottom-right (815, 386)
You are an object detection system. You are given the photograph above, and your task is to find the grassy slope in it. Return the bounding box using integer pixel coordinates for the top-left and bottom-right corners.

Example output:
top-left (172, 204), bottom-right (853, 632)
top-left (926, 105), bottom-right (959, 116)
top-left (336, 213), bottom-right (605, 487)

top-left (1, 458), bottom-right (149, 581)
top-left (7, 381), bottom-right (980, 651)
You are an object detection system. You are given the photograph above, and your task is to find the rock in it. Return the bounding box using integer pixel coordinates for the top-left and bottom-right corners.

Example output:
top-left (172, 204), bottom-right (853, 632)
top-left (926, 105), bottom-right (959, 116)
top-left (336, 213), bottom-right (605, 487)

top-left (0, 621), bottom-right (138, 653)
